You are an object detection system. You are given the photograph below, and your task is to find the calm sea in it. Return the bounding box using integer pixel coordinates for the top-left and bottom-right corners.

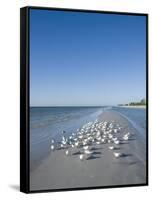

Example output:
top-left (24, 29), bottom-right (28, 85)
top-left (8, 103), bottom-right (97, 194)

top-left (30, 106), bottom-right (146, 171)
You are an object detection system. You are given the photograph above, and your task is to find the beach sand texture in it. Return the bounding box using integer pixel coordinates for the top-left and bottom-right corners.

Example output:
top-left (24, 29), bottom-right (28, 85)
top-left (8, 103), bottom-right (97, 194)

top-left (30, 110), bottom-right (146, 191)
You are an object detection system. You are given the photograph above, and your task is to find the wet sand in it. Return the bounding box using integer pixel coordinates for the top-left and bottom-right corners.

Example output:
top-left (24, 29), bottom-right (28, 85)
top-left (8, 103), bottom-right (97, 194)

top-left (30, 110), bottom-right (146, 191)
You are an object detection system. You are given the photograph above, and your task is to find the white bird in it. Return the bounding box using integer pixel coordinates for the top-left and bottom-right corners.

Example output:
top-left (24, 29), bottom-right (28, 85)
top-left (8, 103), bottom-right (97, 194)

top-left (126, 132), bottom-right (131, 136)
top-left (78, 135), bottom-right (83, 139)
top-left (97, 136), bottom-right (102, 141)
top-left (51, 139), bottom-right (55, 144)
top-left (83, 141), bottom-right (87, 146)
top-left (96, 131), bottom-right (101, 137)
top-left (83, 145), bottom-right (89, 150)
top-left (123, 135), bottom-right (129, 140)
top-left (123, 132), bottom-right (131, 140)
top-left (79, 154), bottom-right (85, 161)
top-left (84, 150), bottom-right (93, 155)
top-left (75, 141), bottom-right (80, 147)
top-left (113, 137), bottom-right (117, 141)
top-left (51, 145), bottom-right (55, 151)
top-left (61, 140), bottom-right (67, 145)
top-left (113, 129), bottom-right (118, 133)
top-left (109, 146), bottom-right (114, 150)
top-left (113, 152), bottom-right (123, 158)
top-left (65, 150), bottom-right (69, 156)
top-left (108, 134), bottom-right (113, 139)
top-left (114, 140), bottom-right (120, 145)
top-left (96, 141), bottom-right (101, 145)
top-left (101, 138), bottom-right (106, 143)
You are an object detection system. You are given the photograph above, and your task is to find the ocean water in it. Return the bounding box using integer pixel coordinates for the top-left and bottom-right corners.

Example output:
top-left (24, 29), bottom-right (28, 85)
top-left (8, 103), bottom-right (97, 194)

top-left (112, 107), bottom-right (146, 131)
top-left (30, 106), bottom-right (146, 171)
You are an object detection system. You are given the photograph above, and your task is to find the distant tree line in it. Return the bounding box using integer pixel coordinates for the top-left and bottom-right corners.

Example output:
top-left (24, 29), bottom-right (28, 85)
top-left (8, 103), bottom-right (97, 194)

top-left (118, 98), bottom-right (146, 106)
top-left (129, 98), bottom-right (146, 106)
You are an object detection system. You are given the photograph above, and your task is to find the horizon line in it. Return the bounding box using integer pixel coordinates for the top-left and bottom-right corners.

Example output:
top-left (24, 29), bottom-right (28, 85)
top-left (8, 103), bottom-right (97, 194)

top-left (30, 105), bottom-right (116, 107)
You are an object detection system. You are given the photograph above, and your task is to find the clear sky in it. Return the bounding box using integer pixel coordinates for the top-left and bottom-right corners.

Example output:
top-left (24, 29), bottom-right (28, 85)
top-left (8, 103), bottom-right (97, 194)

top-left (30, 9), bottom-right (146, 106)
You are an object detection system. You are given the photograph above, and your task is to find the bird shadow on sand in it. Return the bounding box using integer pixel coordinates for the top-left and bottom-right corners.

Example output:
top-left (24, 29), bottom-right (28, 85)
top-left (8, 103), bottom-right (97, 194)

top-left (91, 147), bottom-right (102, 151)
top-left (72, 151), bottom-right (81, 155)
top-left (128, 138), bottom-right (136, 141)
top-left (92, 151), bottom-right (101, 155)
top-left (121, 153), bottom-right (132, 157)
top-left (56, 146), bottom-right (68, 150)
top-left (114, 147), bottom-right (121, 150)
top-left (119, 141), bottom-right (128, 145)
top-left (87, 155), bottom-right (100, 160)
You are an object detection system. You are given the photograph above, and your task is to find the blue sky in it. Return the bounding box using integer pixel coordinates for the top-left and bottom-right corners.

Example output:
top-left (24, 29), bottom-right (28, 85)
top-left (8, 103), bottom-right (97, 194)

top-left (30, 9), bottom-right (146, 106)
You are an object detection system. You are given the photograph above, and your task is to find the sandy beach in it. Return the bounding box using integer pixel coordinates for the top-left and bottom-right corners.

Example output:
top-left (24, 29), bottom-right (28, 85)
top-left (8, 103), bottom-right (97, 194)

top-left (118, 105), bottom-right (146, 109)
top-left (30, 110), bottom-right (146, 191)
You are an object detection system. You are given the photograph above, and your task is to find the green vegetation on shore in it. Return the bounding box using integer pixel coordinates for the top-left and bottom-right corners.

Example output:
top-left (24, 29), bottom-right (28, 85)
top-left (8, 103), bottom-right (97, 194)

top-left (118, 98), bottom-right (146, 106)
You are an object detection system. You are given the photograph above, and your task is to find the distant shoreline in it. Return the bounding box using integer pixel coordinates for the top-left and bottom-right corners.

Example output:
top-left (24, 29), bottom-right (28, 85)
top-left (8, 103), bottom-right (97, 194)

top-left (118, 105), bottom-right (146, 109)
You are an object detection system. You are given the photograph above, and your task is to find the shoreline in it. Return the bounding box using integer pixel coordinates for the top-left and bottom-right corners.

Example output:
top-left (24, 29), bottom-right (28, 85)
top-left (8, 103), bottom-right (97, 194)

top-left (30, 110), bottom-right (146, 191)
top-left (117, 105), bottom-right (146, 109)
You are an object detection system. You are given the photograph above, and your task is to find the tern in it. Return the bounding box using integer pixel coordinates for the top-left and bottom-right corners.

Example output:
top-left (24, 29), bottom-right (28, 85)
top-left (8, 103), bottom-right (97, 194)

top-left (51, 145), bottom-right (55, 151)
top-left (79, 154), bottom-right (85, 161)
top-left (109, 146), bottom-right (114, 150)
top-left (113, 152), bottom-right (123, 158)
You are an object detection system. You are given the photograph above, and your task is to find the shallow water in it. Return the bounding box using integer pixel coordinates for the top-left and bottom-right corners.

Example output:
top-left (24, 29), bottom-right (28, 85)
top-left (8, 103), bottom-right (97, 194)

top-left (112, 107), bottom-right (146, 132)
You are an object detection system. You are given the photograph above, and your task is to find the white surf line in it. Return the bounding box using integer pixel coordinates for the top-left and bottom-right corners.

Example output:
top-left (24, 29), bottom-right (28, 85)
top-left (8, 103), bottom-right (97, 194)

top-left (110, 110), bottom-right (146, 166)
top-left (112, 110), bottom-right (146, 139)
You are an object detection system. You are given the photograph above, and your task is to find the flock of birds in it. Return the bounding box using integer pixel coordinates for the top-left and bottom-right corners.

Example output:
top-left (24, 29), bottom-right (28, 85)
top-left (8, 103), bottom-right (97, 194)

top-left (50, 119), bottom-right (132, 161)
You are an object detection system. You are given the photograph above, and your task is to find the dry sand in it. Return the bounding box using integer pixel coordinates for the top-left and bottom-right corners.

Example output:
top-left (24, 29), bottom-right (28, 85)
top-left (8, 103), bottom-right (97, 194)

top-left (30, 110), bottom-right (147, 191)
